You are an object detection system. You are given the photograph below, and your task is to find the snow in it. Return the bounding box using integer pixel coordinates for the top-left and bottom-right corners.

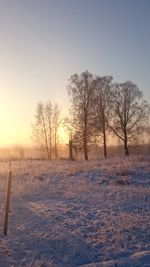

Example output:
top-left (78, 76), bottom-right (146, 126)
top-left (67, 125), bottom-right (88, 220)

top-left (0, 155), bottom-right (150, 266)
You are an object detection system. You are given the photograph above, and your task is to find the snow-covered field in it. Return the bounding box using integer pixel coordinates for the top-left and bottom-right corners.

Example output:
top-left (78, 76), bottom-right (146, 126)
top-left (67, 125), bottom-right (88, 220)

top-left (0, 155), bottom-right (150, 267)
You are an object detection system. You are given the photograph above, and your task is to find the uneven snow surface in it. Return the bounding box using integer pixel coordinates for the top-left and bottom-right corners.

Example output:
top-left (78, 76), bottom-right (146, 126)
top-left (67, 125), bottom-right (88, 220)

top-left (0, 156), bottom-right (150, 266)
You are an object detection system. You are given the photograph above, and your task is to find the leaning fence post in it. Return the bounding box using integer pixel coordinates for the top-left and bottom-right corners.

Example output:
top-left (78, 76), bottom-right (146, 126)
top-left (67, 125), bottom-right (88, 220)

top-left (4, 162), bottom-right (12, 236)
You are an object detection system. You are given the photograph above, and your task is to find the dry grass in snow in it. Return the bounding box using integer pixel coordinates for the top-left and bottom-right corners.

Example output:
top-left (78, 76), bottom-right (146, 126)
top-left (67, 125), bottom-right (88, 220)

top-left (0, 155), bottom-right (149, 266)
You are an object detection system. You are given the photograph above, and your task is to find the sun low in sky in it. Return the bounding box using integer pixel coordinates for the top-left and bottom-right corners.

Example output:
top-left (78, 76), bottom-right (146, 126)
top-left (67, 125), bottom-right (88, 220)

top-left (0, 96), bottom-right (30, 146)
top-left (58, 126), bottom-right (69, 145)
top-left (0, 0), bottom-right (150, 147)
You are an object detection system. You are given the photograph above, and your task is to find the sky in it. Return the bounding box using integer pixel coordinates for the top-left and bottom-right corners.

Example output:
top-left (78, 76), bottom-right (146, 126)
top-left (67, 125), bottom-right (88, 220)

top-left (0, 0), bottom-right (150, 146)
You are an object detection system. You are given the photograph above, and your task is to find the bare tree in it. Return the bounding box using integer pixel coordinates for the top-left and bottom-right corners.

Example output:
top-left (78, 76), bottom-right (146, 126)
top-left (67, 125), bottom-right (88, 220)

top-left (45, 102), bottom-right (53, 159)
top-left (32, 101), bottom-right (60, 160)
top-left (32, 102), bottom-right (50, 159)
top-left (68, 71), bottom-right (95, 160)
top-left (94, 75), bottom-right (113, 158)
top-left (110, 81), bottom-right (149, 156)
top-left (52, 104), bottom-right (61, 159)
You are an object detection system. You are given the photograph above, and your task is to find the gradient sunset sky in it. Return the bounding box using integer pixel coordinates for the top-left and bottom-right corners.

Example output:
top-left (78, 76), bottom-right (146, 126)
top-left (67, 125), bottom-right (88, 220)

top-left (0, 0), bottom-right (150, 146)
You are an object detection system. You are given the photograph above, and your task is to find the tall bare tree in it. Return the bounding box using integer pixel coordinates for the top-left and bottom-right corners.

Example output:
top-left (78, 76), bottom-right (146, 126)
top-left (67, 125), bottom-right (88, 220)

top-left (32, 101), bottom-right (61, 159)
top-left (110, 81), bottom-right (149, 156)
top-left (32, 102), bottom-right (50, 159)
top-left (52, 104), bottom-right (61, 159)
top-left (68, 71), bottom-right (95, 160)
top-left (45, 101), bottom-right (53, 159)
top-left (94, 75), bottom-right (113, 158)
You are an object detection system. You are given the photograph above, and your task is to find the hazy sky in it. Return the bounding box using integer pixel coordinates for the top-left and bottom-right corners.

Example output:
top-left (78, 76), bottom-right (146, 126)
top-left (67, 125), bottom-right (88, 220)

top-left (0, 0), bottom-right (150, 146)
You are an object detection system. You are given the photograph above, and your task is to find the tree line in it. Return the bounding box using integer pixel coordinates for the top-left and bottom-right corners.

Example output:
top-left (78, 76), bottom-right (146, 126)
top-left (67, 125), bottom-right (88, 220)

top-left (32, 71), bottom-right (150, 160)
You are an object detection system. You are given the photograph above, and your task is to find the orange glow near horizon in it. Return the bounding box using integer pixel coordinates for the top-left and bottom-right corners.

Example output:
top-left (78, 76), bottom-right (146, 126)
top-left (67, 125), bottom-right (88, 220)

top-left (0, 101), bottom-right (31, 147)
top-left (0, 91), bottom-right (68, 147)
top-left (0, 123), bottom-right (31, 147)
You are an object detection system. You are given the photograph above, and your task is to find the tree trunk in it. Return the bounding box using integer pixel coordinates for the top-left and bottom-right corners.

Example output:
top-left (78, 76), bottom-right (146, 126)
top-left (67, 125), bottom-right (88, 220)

top-left (124, 138), bottom-right (129, 156)
top-left (69, 140), bottom-right (73, 160)
top-left (49, 124), bottom-right (52, 160)
top-left (83, 118), bottom-right (88, 160)
top-left (41, 113), bottom-right (50, 160)
top-left (84, 139), bottom-right (88, 160)
top-left (84, 148), bottom-right (88, 160)
top-left (103, 130), bottom-right (107, 158)
top-left (54, 128), bottom-right (58, 159)
top-left (55, 137), bottom-right (57, 159)
top-left (49, 134), bottom-right (52, 159)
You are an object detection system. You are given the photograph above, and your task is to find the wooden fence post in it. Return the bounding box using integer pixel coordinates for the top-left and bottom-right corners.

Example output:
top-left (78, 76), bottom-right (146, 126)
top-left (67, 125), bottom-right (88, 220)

top-left (4, 163), bottom-right (12, 236)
